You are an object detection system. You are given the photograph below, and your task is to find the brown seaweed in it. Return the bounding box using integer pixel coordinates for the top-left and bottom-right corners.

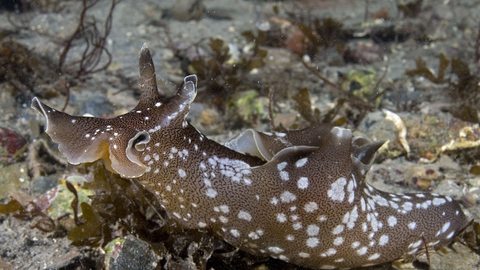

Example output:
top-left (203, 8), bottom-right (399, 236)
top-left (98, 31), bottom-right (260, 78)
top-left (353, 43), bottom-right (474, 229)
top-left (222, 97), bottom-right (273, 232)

top-left (406, 54), bottom-right (480, 123)
top-left (397, 0), bottom-right (424, 18)
top-left (67, 163), bottom-right (169, 249)
top-left (188, 36), bottom-right (267, 108)
top-left (58, 0), bottom-right (118, 79)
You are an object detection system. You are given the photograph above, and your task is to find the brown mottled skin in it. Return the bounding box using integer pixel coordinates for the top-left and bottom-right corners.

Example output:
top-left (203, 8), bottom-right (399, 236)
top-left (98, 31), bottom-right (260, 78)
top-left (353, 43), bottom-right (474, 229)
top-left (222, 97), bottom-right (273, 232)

top-left (32, 45), bottom-right (469, 269)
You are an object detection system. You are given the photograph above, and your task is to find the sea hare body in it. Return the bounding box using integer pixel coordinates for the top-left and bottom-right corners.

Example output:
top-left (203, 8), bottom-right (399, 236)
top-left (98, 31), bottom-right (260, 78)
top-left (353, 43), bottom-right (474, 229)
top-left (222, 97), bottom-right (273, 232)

top-left (32, 45), bottom-right (468, 269)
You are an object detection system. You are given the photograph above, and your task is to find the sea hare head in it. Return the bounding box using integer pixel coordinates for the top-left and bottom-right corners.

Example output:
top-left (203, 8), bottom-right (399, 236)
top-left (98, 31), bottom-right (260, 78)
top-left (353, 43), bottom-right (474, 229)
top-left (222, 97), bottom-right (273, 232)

top-left (31, 45), bottom-right (198, 178)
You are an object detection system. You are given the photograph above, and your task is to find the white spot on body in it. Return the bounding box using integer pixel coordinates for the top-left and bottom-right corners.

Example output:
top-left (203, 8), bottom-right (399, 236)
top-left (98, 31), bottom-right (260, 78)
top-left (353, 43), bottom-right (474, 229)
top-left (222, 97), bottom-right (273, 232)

top-left (248, 231), bottom-right (260, 240)
top-left (277, 162), bottom-right (287, 171)
top-left (317, 215), bottom-right (327, 222)
top-left (409, 240), bottom-right (422, 249)
top-left (332, 225), bottom-right (344, 235)
top-left (304, 202), bottom-right (318, 212)
top-left (428, 240), bottom-right (440, 246)
top-left (230, 229), bottom-right (240, 238)
top-left (219, 205), bottom-right (229, 213)
top-left (433, 198), bottom-right (447, 206)
top-left (389, 201), bottom-right (399, 209)
top-left (219, 216), bottom-right (228, 223)
top-left (346, 205), bottom-right (358, 229)
top-left (238, 210), bottom-right (252, 221)
top-left (342, 212), bottom-right (350, 224)
top-left (348, 190), bottom-right (355, 204)
top-left (334, 237), bottom-right (344, 246)
top-left (306, 238), bottom-right (319, 248)
top-left (293, 222), bottom-right (302, 230)
top-left (279, 255), bottom-right (289, 261)
top-left (401, 202), bottom-right (413, 213)
top-left (280, 191), bottom-right (297, 203)
top-left (203, 178), bottom-right (211, 187)
top-left (408, 222), bottom-right (417, 230)
top-left (270, 197), bottom-right (279, 205)
top-left (368, 253), bottom-right (381, 261)
top-left (277, 213), bottom-right (287, 223)
top-left (328, 177), bottom-right (347, 202)
top-left (372, 195), bottom-right (389, 206)
top-left (370, 214), bottom-right (379, 232)
top-left (206, 188), bottom-right (218, 198)
top-left (280, 171), bottom-right (290, 181)
top-left (379, 235), bottom-right (389, 246)
top-left (441, 222), bottom-right (451, 233)
top-left (296, 158), bottom-right (308, 168)
top-left (297, 177), bottom-right (309, 189)
top-left (357, 246), bottom-right (368, 256)
top-left (268, 246), bottom-right (284, 254)
top-left (307, 225), bottom-right (320, 236)
top-left (178, 169), bottom-right (186, 178)
top-left (298, 252), bottom-right (310, 258)
top-left (323, 248), bottom-right (337, 256)
top-left (388, 216), bottom-right (397, 227)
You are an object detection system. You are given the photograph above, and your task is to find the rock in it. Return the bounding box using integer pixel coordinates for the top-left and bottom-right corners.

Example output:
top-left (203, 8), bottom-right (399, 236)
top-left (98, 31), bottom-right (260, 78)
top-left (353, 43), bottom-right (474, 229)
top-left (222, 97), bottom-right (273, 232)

top-left (169, 0), bottom-right (204, 21)
top-left (0, 162), bottom-right (29, 200)
top-left (80, 95), bottom-right (115, 117)
top-left (105, 236), bottom-right (160, 270)
top-left (343, 40), bottom-right (384, 64)
top-left (356, 110), bottom-right (404, 158)
top-left (0, 127), bottom-right (27, 164)
top-left (417, 242), bottom-right (480, 270)
top-left (31, 176), bottom-right (58, 196)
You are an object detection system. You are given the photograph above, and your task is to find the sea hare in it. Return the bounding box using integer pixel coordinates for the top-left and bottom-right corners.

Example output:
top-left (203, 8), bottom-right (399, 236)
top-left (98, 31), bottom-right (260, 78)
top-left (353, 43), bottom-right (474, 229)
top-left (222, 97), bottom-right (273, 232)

top-left (31, 45), bottom-right (468, 269)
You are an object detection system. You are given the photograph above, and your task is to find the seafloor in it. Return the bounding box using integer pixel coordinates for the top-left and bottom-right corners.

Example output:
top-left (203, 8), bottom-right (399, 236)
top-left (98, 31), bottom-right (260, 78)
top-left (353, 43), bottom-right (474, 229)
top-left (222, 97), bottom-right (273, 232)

top-left (1, 0), bottom-right (480, 269)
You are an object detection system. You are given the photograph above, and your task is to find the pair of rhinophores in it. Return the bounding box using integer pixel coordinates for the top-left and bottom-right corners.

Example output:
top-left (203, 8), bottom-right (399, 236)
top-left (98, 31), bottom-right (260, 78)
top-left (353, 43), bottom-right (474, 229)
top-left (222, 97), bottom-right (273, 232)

top-left (32, 45), bottom-right (469, 269)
